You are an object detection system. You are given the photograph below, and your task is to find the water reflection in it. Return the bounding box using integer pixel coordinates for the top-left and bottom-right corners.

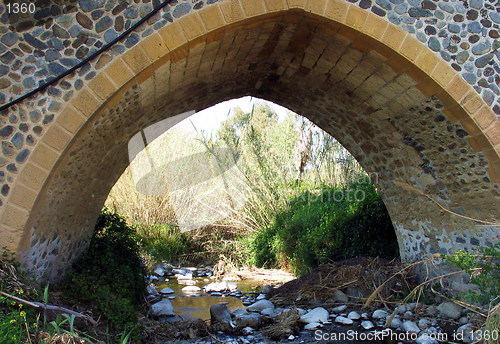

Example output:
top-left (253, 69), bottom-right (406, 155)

top-left (155, 278), bottom-right (263, 321)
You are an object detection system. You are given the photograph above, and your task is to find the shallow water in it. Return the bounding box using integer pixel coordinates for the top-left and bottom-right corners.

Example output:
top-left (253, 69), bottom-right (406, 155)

top-left (155, 278), bottom-right (264, 321)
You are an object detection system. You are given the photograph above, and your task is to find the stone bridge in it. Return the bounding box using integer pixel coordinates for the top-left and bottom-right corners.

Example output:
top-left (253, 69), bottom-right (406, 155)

top-left (0, 0), bottom-right (498, 282)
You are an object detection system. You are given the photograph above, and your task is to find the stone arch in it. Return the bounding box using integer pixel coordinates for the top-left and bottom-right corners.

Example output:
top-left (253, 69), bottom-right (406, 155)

top-left (0, 0), bottom-right (498, 281)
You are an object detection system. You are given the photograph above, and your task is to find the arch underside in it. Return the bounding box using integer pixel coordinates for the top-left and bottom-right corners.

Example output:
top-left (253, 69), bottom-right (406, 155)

top-left (18, 11), bottom-right (499, 281)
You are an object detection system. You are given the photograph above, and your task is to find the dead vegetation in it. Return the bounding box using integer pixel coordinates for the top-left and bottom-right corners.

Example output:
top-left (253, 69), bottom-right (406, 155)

top-left (269, 257), bottom-right (415, 309)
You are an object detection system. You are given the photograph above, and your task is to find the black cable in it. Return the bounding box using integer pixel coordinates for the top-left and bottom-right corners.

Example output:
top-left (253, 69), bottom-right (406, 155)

top-left (0, 0), bottom-right (174, 112)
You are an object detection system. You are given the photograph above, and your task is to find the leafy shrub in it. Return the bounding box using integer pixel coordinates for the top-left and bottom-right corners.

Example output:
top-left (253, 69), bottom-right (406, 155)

top-left (249, 178), bottom-right (399, 275)
top-left (445, 243), bottom-right (499, 305)
top-left (62, 208), bottom-right (146, 334)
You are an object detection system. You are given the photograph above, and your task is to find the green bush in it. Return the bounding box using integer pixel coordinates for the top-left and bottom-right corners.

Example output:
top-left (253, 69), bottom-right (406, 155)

top-left (445, 242), bottom-right (499, 305)
top-left (62, 208), bottom-right (146, 334)
top-left (249, 178), bottom-right (399, 275)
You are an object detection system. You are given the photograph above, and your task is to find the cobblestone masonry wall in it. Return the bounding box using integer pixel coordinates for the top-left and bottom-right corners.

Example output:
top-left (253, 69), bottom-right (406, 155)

top-left (0, 0), bottom-right (498, 281)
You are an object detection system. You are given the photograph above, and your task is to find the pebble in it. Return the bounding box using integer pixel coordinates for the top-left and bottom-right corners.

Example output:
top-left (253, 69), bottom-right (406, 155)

top-left (335, 316), bottom-right (354, 325)
top-left (347, 311), bottom-right (361, 320)
top-left (332, 305), bottom-right (347, 313)
top-left (402, 320), bottom-right (421, 333)
top-left (372, 309), bottom-right (390, 319)
top-left (361, 320), bottom-right (375, 330)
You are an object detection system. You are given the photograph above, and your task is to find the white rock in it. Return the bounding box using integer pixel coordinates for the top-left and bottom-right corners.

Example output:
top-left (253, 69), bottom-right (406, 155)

top-left (437, 302), bottom-right (462, 320)
top-left (256, 293), bottom-right (267, 300)
top-left (372, 309), bottom-right (390, 319)
top-left (151, 299), bottom-right (175, 316)
top-left (160, 287), bottom-right (175, 294)
top-left (335, 316), bottom-right (354, 325)
top-left (304, 322), bottom-right (322, 330)
top-left (288, 334), bottom-right (295, 341)
top-left (459, 316), bottom-right (469, 324)
top-left (176, 273), bottom-right (193, 280)
top-left (415, 334), bottom-right (438, 344)
top-left (247, 300), bottom-right (274, 312)
top-left (361, 320), bottom-right (375, 330)
top-left (182, 286), bottom-right (201, 293)
top-left (402, 320), bottom-right (420, 333)
top-left (204, 281), bottom-right (238, 292)
top-left (361, 312), bottom-right (369, 319)
top-left (300, 307), bottom-right (329, 324)
top-left (348, 311), bottom-right (361, 320)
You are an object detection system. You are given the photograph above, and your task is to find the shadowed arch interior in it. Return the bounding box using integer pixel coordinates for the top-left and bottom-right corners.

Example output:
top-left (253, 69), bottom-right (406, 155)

top-left (7, 8), bottom-right (498, 281)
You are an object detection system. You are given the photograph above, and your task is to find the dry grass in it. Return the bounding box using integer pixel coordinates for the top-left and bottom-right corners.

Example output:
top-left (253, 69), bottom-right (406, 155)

top-left (269, 257), bottom-right (413, 308)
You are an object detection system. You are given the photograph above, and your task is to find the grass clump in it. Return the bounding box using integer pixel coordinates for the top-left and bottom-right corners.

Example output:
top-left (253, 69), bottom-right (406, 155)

top-left (249, 178), bottom-right (399, 275)
top-left (135, 223), bottom-right (192, 263)
top-left (62, 208), bottom-right (146, 336)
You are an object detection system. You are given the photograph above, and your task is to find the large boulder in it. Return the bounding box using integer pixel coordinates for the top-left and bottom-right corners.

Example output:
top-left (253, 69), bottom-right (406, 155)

top-left (151, 299), bottom-right (175, 316)
top-left (210, 303), bottom-right (235, 332)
